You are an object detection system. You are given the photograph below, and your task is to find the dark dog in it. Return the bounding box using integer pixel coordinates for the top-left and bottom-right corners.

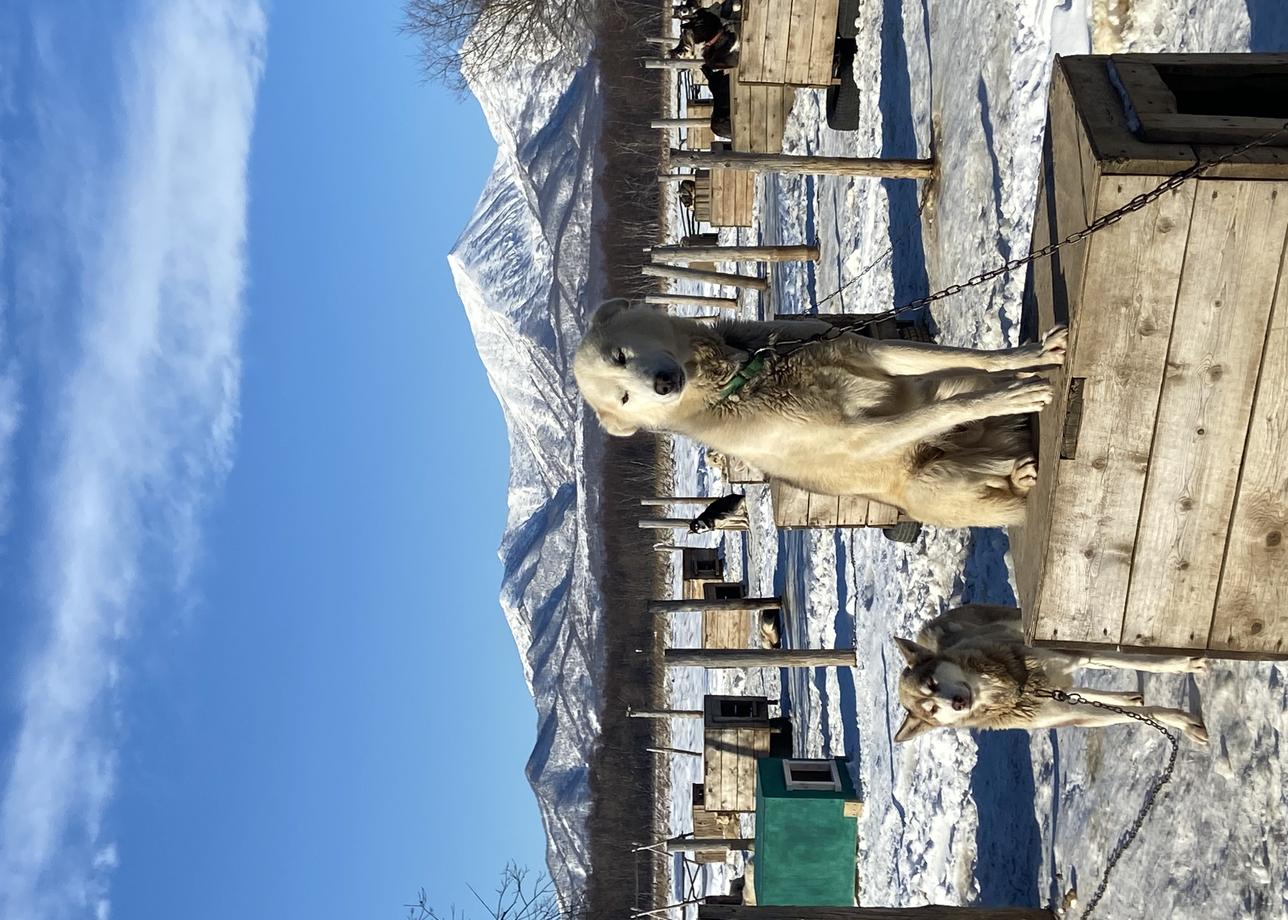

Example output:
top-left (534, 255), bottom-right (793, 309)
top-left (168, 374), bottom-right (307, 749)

top-left (689, 493), bottom-right (746, 533)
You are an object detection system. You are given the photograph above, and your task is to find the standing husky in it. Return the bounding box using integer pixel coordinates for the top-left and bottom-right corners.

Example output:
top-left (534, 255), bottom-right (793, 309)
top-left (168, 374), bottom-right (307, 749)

top-left (893, 605), bottom-right (1209, 743)
top-left (572, 301), bottom-right (1067, 527)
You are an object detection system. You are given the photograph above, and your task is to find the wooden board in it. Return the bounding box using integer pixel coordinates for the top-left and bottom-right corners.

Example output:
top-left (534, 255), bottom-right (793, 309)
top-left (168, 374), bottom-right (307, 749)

top-left (1122, 180), bottom-right (1288, 649)
top-left (708, 167), bottom-right (754, 227)
top-left (1012, 60), bottom-right (1103, 634)
top-left (1028, 175), bottom-right (1194, 645)
top-left (1210, 225), bottom-right (1288, 654)
top-left (704, 725), bottom-right (768, 812)
top-left (737, 0), bottom-right (837, 87)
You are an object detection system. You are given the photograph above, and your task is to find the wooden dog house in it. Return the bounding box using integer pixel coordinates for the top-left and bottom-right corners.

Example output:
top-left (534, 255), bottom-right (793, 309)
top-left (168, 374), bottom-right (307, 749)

top-left (1012, 54), bottom-right (1288, 659)
top-left (753, 757), bottom-right (862, 906)
top-left (702, 695), bottom-right (775, 813)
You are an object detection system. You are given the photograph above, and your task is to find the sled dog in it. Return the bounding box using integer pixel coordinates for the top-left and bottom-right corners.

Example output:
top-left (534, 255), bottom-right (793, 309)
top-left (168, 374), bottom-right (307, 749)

top-left (572, 301), bottom-right (1066, 527)
top-left (893, 605), bottom-right (1209, 743)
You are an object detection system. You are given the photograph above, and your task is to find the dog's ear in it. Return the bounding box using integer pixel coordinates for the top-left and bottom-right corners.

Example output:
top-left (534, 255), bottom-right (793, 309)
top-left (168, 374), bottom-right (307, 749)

top-left (893, 637), bottom-right (930, 666)
top-left (893, 712), bottom-right (932, 743)
top-left (590, 298), bottom-right (633, 327)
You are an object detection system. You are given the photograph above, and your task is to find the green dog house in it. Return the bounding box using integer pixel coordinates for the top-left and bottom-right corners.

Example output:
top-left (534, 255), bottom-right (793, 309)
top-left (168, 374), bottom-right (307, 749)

top-left (753, 757), bottom-right (862, 906)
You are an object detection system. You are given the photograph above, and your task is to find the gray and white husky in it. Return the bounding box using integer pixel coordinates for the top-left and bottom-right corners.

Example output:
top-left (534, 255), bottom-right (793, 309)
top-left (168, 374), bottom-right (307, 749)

top-left (894, 605), bottom-right (1209, 744)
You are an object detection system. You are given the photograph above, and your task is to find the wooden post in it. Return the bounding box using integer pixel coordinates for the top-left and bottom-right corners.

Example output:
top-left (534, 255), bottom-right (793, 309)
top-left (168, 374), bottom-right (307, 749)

top-left (642, 293), bottom-right (739, 309)
top-left (638, 516), bottom-right (748, 531)
top-left (647, 746), bottom-right (702, 757)
top-left (666, 836), bottom-right (754, 853)
top-left (649, 597), bottom-right (780, 614)
top-left (645, 36), bottom-right (675, 46)
top-left (641, 496), bottom-right (718, 506)
top-left (628, 708), bottom-right (704, 719)
top-left (652, 117), bottom-right (711, 128)
top-left (658, 173), bottom-right (697, 183)
top-left (642, 263), bottom-right (770, 291)
top-left (644, 58), bottom-right (703, 70)
top-left (665, 648), bottom-right (856, 668)
top-left (668, 149), bottom-right (935, 179)
top-left (699, 907), bottom-right (1056, 920)
top-left (650, 245), bottom-right (819, 264)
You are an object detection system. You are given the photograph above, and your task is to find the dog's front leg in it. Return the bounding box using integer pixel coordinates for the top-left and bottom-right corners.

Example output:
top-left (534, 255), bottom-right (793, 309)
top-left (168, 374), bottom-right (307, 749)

top-left (859, 326), bottom-right (1068, 376)
top-left (845, 378), bottom-right (1054, 457)
top-left (1032, 696), bottom-right (1209, 744)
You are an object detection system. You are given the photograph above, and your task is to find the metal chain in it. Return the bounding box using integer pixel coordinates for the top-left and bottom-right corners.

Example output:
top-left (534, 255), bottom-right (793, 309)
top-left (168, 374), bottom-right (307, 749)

top-left (1035, 688), bottom-right (1181, 920)
top-left (819, 119), bottom-right (1288, 324)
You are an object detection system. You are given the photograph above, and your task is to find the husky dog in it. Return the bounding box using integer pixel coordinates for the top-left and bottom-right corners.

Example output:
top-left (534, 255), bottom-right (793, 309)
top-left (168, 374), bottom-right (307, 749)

top-left (893, 605), bottom-right (1209, 743)
top-left (572, 301), bottom-right (1067, 528)
top-left (689, 492), bottom-right (746, 533)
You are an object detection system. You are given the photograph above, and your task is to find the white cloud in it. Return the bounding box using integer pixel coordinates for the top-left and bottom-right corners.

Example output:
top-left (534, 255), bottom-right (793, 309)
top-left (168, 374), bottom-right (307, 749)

top-left (0, 2), bottom-right (267, 918)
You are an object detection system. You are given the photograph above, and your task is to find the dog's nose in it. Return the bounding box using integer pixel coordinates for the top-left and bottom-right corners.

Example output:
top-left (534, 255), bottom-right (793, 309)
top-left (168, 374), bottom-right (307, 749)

top-left (654, 371), bottom-right (679, 395)
top-left (951, 696), bottom-right (968, 711)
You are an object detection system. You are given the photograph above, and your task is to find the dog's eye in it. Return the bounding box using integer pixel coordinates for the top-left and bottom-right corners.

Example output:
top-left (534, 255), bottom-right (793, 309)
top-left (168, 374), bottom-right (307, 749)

top-left (927, 704), bottom-right (939, 716)
top-left (612, 349), bottom-right (627, 365)
top-left (927, 679), bottom-right (939, 693)
top-left (620, 393), bottom-right (630, 405)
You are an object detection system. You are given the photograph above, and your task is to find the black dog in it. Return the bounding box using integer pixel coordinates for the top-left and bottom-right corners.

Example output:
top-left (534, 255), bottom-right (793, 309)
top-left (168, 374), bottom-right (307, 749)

top-left (689, 493), bottom-right (746, 533)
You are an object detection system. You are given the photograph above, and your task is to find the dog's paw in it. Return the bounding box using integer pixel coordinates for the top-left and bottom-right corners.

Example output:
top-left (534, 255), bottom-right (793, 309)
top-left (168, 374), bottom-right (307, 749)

top-left (984, 378), bottom-right (1054, 416)
top-left (1184, 716), bottom-right (1210, 745)
top-left (1010, 456), bottom-right (1039, 493)
top-left (1040, 325), bottom-right (1069, 363)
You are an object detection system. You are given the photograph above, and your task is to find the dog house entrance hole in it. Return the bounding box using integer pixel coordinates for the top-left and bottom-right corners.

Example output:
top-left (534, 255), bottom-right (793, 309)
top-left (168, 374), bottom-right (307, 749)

top-left (1157, 66), bottom-right (1288, 120)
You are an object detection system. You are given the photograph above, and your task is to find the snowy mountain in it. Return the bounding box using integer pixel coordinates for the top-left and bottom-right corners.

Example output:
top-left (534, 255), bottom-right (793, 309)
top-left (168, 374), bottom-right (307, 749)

top-left (447, 48), bottom-right (605, 902)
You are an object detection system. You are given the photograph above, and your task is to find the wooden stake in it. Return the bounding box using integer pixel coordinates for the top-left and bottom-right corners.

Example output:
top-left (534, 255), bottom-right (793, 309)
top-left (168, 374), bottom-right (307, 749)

top-left (644, 58), bottom-right (703, 70)
top-left (638, 516), bottom-right (748, 531)
top-left (628, 708), bottom-right (704, 719)
top-left (640, 496), bottom-right (717, 506)
top-left (647, 746), bottom-right (703, 757)
top-left (667, 836), bottom-right (754, 853)
top-left (649, 597), bottom-right (780, 614)
top-left (652, 117), bottom-right (711, 128)
top-left (665, 648), bottom-right (855, 668)
top-left (699, 907), bottom-right (1056, 920)
top-left (643, 293), bottom-right (739, 309)
top-left (650, 245), bottom-right (819, 264)
top-left (668, 148), bottom-right (935, 178)
top-left (642, 263), bottom-right (770, 291)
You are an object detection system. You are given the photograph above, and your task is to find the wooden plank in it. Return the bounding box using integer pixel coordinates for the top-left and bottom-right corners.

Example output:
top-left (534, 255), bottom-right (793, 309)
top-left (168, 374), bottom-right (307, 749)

top-left (739, 0), bottom-right (768, 82)
top-left (768, 86), bottom-right (793, 154)
top-left (805, 491), bottom-right (840, 528)
top-left (783, 0), bottom-right (816, 87)
top-left (865, 500), bottom-right (901, 527)
top-left (771, 480), bottom-right (813, 527)
top-left (804, 0), bottom-right (839, 87)
top-left (734, 727), bottom-right (752, 811)
top-left (1011, 60), bottom-right (1101, 638)
top-left (1210, 219), bottom-right (1288, 654)
top-left (1122, 179), bottom-right (1288, 649)
top-left (1109, 58), bottom-right (1177, 116)
top-left (750, 84), bottom-right (769, 153)
top-left (1029, 175), bottom-right (1194, 646)
top-left (836, 494), bottom-right (871, 527)
top-left (760, 0), bottom-right (792, 84)
top-left (1140, 112), bottom-right (1288, 147)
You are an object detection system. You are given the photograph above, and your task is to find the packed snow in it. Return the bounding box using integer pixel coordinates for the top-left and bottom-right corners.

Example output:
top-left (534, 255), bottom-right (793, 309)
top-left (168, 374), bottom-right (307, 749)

top-left (452, 0), bottom-right (1288, 914)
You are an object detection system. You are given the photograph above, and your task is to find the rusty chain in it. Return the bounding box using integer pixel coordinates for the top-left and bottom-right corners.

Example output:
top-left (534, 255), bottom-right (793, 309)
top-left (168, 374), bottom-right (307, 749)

top-left (1035, 688), bottom-right (1181, 920)
top-left (817, 120), bottom-right (1288, 323)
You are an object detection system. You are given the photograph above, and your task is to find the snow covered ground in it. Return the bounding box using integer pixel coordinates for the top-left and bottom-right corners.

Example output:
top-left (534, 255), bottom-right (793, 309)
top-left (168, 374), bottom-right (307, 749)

top-left (662, 2), bottom-right (1288, 917)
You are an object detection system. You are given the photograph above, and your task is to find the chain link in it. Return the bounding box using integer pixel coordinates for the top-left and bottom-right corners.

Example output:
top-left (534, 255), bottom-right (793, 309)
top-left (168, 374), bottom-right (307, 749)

top-left (1035, 688), bottom-right (1181, 920)
top-left (818, 120), bottom-right (1288, 323)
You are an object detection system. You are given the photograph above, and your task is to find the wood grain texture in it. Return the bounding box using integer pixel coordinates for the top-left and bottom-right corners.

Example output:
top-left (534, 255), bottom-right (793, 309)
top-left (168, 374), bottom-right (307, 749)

top-left (1123, 180), bottom-right (1288, 649)
top-left (1011, 60), bottom-right (1100, 636)
top-left (1031, 176), bottom-right (1194, 645)
top-left (783, 0), bottom-right (816, 87)
top-left (1210, 215), bottom-right (1288, 653)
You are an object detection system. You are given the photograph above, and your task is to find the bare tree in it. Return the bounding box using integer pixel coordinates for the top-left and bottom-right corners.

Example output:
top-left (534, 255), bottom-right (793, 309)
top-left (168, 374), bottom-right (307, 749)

top-left (402, 0), bottom-right (596, 88)
top-left (406, 864), bottom-right (571, 920)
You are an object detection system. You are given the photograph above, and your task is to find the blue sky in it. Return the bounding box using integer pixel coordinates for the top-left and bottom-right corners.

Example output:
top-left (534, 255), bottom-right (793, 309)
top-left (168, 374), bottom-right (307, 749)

top-left (0, 1), bottom-right (548, 918)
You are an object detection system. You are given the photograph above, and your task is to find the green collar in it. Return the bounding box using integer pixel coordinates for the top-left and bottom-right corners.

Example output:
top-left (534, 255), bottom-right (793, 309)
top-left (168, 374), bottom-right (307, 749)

top-left (716, 351), bottom-right (768, 403)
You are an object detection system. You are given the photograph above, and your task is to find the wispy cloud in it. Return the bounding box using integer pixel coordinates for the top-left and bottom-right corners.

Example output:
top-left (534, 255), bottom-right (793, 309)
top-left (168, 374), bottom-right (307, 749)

top-left (0, 2), bottom-right (266, 918)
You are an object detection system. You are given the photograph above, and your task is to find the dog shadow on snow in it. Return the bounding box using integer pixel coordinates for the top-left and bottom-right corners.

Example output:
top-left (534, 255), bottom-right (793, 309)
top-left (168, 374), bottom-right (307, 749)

top-left (958, 528), bottom-right (1045, 908)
